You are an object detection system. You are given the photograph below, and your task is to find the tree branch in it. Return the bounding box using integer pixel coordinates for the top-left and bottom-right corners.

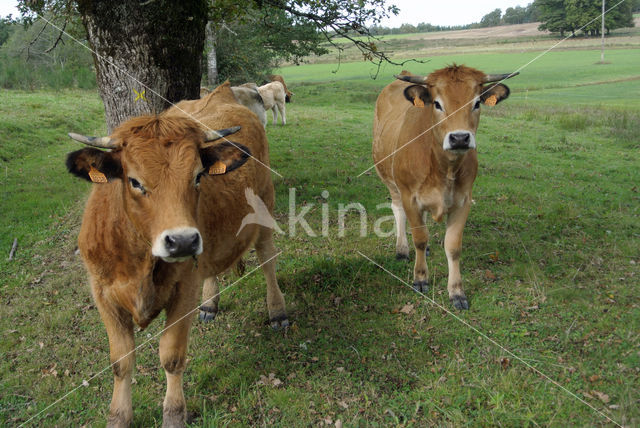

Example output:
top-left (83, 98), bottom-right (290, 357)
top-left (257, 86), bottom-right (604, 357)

top-left (44, 15), bottom-right (67, 53)
top-left (260, 0), bottom-right (428, 78)
top-left (22, 19), bottom-right (48, 60)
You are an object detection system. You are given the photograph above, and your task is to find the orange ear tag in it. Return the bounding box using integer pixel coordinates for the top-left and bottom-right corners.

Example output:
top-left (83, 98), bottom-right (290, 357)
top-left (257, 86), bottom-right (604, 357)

top-left (484, 95), bottom-right (498, 106)
top-left (88, 166), bottom-right (107, 183)
top-left (413, 97), bottom-right (425, 108)
top-left (209, 161), bottom-right (227, 175)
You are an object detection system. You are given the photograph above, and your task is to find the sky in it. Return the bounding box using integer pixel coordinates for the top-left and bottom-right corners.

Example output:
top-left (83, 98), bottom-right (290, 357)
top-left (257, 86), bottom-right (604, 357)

top-left (0, 0), bottom-right (533, 27)
top-left (379, 0), bottom-right (533, 27)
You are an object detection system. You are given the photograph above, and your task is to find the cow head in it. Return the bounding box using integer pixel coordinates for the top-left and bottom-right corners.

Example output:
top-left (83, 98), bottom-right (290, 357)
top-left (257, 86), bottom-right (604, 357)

top-left (397, 65), bottom-right (517, 155)
top-left (66, 116), bottom-right (249, 262)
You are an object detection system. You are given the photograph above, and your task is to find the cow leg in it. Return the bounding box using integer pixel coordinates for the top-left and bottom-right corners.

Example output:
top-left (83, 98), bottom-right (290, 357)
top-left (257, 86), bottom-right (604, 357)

top-left (95, 297), bottom-right (135, 428)
top-left (403, 196), bottom-right (430, 293)
top-left (390, 190), bottom-right (409, 260)
top-left (259, 109), bottom-right (267, 129)
top-left (445, 202), bottom-right (471, 310)
top-left (255, 226), bottom-right (288, 329)
top-left (199, 277), bottom-right (219, 322)
top-left (271, 106), bottom-right (278, 125)
top-left (278, 101), bottom-right (286, 125)
top-left (159, 286), bottom-right (197, 428)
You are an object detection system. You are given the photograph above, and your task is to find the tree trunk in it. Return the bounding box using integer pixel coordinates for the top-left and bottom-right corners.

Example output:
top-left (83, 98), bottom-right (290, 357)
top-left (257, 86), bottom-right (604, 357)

top-left (205, 21), bottom-right (218, 87)
top-left (77, 0), bottom-right (208, 133)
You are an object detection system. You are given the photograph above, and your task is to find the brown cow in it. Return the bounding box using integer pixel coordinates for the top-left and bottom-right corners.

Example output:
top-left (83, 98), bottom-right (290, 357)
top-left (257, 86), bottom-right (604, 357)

top-left (66, 82), bottom-right (287, 427)
top-left (269, 74), bottom-right (293, 102)
top-left (373, 65), bottom-right (517, 310)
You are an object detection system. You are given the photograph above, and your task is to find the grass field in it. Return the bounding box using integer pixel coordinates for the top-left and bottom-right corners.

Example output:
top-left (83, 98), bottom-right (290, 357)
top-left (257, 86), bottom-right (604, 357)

top-left (1, 36), bottom-right (639, 427)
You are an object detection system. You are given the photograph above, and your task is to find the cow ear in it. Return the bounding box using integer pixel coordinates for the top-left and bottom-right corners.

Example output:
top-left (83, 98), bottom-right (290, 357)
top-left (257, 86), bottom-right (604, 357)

top-left (481, 83), bottom-right (510, 106)
top-left (403, 85), bottom-right (431, 108)
top-left (200, 141), bottom-right (251, 175)
top-left (66, 148), bottom-right (123, 183)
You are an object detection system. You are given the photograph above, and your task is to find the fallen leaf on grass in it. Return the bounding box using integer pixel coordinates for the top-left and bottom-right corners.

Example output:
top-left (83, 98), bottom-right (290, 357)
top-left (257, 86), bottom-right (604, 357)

top-left (257, 373), bottom-right (283, 387)
top-left (588, 374), bottom-right (600, 382)
top-left (41, 363), bottom-right (57, 377)
top-left (591, 390), bottom-right (610, 403)
top-left (500, 357), bottom-right (510, 370)
top-left (399, 303), bottom-right (415, 315)
top-left (484, 270), bottom-right (497, 281)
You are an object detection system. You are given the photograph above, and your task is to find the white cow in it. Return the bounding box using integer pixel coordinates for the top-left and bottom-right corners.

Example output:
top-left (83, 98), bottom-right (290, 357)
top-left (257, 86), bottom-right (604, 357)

top-left (257, 81), bottom-right (286, 125)
top-left (230, 83), bottom-right (268, 128)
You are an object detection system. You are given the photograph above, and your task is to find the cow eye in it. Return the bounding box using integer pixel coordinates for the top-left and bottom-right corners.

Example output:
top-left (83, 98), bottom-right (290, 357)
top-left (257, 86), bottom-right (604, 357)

top-left (128, 177), bottom-right (145, 194)
top-left (195, 171), bottom-right (206, 187)
top-left (434, 100), bottom-right (444, 112)
top-left (473, 100), bottom-right (481, 110)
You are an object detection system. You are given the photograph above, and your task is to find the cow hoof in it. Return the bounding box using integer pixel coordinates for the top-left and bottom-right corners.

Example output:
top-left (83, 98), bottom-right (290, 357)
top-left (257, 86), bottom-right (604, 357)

top-left (412, 280), bottom-right (429, 293)
top-left (162, 407), bottom-right (186, 428)
top-left (270, 315), bottom-right (290, 331)
top-left (450, 295), bottom-right (469, 310)
top-left (396, 252), bottom-right (410, 261)
top-left (107, 411), bottom-right (132, 428)
top-left (199, 306), bottom-right (217, 323)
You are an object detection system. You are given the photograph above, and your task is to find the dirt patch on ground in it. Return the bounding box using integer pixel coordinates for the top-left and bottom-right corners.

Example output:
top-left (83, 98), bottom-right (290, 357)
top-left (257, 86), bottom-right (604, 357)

top-left (403, 17), bottom-right (640, 41)
top-left (404, 22), bottom-right (548, 41)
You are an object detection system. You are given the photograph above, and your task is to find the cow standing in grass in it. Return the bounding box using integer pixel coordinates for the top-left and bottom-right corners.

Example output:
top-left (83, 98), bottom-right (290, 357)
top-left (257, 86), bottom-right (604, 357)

top-left (269, 74), bottom-right (294, 102)
top-left (232, 83), bottom-right (268, 128)
top-left (257, 81), bottom-right (287, 125)
top-left (66, 82), bottom-right (287, 427)
top-left (373, 65), bottom-right (517, 310)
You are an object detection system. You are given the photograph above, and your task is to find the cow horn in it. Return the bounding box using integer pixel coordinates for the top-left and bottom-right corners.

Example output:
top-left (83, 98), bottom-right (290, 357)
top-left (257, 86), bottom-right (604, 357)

top-left (68, 133), bottom-right (116, 149)
top-left (484, 72), bottom-right (519, 83)
top-left (394, 74), bottom-right (428, 84)
top-left (204, 126), bottom-right (242, 142)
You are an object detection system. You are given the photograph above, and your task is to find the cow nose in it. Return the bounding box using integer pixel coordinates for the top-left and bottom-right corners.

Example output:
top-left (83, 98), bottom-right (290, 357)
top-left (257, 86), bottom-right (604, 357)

top-left (449, 132), bottom-right (471, 150)
top-left (164, 232), bottom-right (200, 258)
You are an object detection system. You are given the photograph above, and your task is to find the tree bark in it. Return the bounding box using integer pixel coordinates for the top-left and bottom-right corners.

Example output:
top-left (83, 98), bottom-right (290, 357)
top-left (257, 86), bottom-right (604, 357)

top-left (77, 0), bottom-right (208, 133)
top-left (205, 21), bottom-right (218, 87)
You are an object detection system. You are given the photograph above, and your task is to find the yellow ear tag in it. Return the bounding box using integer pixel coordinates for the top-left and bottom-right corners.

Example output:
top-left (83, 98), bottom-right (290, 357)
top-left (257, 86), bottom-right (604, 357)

top-left (209, 161), bottom-right (227, 175)
top-left (88, 166), bottom-right (107, 183)
top-left (484, 95), bottom-right (498, 106)
top-left (413, 97), bottom-right (425, 108)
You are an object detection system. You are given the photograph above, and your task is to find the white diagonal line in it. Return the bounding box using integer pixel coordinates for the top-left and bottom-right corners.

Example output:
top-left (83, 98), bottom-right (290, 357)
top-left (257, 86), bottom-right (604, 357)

top-left (358, 0), bottom-right (628, 178)
top-left (36, 15), bottom-right (282, 178)
top-left (357, 251), bottom-right (622, 427)
top-left (19, 251), bottom-right (281, 427)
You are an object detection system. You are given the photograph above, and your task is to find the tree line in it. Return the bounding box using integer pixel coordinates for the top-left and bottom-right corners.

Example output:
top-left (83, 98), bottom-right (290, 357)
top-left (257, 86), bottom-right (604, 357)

top-left (536, 0), bottom-right (636, 37)
top-left (368, 0), bottom-right (636, 37)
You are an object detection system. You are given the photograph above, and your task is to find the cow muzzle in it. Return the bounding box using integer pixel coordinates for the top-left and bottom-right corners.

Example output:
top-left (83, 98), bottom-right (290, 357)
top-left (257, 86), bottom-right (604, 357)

top-left (443, 131), bottom-right (476, 152)
top-left (152, 227), bottom-right (203, 262)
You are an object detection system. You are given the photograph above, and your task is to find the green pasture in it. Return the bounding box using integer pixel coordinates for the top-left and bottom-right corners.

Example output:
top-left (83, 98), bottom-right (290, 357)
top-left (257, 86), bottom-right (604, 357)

top-left (1, 45), bottom-right (639, 426)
